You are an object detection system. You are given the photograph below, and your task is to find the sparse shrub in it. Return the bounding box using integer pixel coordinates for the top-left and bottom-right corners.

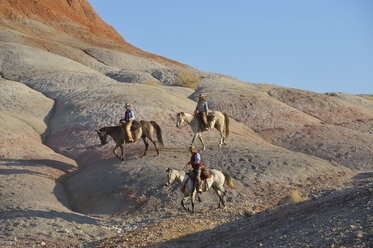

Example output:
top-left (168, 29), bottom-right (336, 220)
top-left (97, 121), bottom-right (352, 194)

top-left (145, 79), bottom-right (160, 87)
top-left (358, 95), bottom-right (373, 101)
top-left (289, 189), bottom-right (309, 204)
top-left (171, 70), bottom-right (200, 90)
top-left (260, 83), bottom-right (273, 93)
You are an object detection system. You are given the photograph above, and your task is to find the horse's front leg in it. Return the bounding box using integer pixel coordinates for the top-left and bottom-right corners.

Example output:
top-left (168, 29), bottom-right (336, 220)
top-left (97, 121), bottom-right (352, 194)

top-left (181, 197), bottom-right (188, 211)
top-left (113, 145), bottom-right (121, 159)
top-left (191, 132), bottom-right (198, 147)
top-left (190, 192), bottom-right (196, 213)
top-left (198, 133), bottom-right (206, 151)
top-left (120, 144), bottom-right (125, 162)
top-left (219, 137), bottom-right (224, 148)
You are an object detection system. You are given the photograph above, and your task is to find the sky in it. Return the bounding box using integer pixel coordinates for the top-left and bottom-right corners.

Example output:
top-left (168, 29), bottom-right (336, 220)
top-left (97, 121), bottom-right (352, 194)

top-left (88, 0), bottom-right (373, 94)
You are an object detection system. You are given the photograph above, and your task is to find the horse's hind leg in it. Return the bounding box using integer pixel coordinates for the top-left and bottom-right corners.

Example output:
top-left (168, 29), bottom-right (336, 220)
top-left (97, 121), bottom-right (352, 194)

top-left (148, 136), bottom-right (160, 156)
top-left (213, 186), bottom-right (226, 209)
top-left (218, 127), bottom-right (224, 148)
top-left (142, 136), bottom-right (149, 156)
top-left (120, 144), bottom-right (125, 162)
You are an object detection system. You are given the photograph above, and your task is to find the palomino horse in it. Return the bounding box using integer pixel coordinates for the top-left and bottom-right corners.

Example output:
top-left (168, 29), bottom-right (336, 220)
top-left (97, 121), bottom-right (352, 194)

top-left (165, 168), bottom-right (236, 213)
top-left (176, 112), bottom-right (230, 150)
top-left (96, 121), bottom-right (163, 161)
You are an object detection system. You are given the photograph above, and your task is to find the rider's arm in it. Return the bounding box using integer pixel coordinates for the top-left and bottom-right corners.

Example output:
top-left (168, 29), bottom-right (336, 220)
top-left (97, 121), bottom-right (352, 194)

top-left (129, 110), bottom-right (135, 121)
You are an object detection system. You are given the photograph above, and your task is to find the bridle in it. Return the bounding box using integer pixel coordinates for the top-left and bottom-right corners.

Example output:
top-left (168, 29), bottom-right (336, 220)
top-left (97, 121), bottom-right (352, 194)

top-left (96, 130), bottom-right (108, 145)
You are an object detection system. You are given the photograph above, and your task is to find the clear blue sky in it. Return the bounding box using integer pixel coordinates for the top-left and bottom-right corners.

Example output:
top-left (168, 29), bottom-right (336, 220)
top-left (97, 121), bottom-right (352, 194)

top-left (88, 0), bottom-right (372, 94)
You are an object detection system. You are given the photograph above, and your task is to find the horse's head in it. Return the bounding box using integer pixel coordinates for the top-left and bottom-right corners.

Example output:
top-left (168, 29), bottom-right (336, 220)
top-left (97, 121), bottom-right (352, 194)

top-left (95, 129), bottom-right (108, 145)
top-left (164, 168), bottom-right (176, 187)
top-left (176, 112), bottom-right (185, 128)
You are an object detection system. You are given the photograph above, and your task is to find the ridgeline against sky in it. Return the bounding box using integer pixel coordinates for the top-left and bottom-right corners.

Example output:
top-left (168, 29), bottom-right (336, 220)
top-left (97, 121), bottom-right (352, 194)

top-left (88, 0), bottom-right (373, 94)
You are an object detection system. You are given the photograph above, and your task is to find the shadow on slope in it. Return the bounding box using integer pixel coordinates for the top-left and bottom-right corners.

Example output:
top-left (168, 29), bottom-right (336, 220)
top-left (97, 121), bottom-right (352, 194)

top-left (0, 158), bottom-right (76, 173)
top-left (0, 209), bottom-right (99, 225)
top-left (150, 180), bottom-right (372, 248)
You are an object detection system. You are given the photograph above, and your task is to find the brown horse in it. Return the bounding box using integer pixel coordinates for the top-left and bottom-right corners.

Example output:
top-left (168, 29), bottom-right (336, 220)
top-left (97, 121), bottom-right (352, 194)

top-left (96, 120), bottom-right (163, 161)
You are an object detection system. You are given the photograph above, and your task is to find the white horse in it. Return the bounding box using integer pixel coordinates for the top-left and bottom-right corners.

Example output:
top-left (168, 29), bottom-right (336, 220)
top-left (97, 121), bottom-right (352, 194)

top-left (164, 168), bottom-right (236, 213)
top-left (176, 112), bottom-right (230, 150)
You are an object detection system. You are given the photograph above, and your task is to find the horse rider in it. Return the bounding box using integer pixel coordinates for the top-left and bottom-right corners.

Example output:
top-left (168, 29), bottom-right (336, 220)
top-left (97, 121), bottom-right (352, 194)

top-left (120, 103), bottom-right (135, 142)
top-left (186, 145), bottom-right (203, 193)
top-left (194, 93), bottom-right (209, 131)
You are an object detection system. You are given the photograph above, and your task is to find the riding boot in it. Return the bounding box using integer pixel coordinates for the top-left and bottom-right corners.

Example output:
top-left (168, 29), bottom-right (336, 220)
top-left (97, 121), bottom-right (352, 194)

top-left (197, 185), bottom-right (203, 193)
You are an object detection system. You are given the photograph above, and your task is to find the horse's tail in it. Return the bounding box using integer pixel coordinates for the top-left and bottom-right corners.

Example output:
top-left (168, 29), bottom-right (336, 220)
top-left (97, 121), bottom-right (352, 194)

top-left (223, 113), bottom-right (230, 139)
top-left (150, 121), bottom-right (164, 146)
top-left (223, 171), bottom-right (237, 190)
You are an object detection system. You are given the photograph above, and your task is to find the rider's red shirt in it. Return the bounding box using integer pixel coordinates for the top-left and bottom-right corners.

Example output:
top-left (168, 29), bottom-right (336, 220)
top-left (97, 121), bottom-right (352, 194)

top-left (190, 152), bottom-right (202, 169)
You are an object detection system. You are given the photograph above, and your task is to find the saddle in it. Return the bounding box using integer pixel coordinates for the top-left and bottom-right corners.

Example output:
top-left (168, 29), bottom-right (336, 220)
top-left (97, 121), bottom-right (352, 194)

top-left (188, 167), bottom-right (212, 181)
top-left (207, 113), bottom-right (215, 124)
top-left (201, 167), bottom-right (212, 180)
top-left (130, 120), bottom-right (142, 131)
top-left (196, 113), bottom-right (215, 130)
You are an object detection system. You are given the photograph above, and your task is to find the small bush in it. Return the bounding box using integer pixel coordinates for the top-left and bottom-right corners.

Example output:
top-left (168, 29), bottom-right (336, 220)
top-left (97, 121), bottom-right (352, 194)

top-left (145, 79), bottom-right (160, 87)
top-left (260, 83), bottom-right (273, 93)
top-left (172, 70), bottom-right (200, 90)
top-left (289, 189), bottom-right (309, 204)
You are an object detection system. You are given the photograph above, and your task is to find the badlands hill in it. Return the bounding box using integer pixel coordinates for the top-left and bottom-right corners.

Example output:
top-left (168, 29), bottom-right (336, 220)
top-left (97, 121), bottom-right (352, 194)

top-left (0, 0), bottom-right (372, 247)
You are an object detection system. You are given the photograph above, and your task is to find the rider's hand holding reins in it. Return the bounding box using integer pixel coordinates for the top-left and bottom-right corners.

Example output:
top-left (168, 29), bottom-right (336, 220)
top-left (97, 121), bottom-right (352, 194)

top-left (183, 162), bottom-right (192, 171)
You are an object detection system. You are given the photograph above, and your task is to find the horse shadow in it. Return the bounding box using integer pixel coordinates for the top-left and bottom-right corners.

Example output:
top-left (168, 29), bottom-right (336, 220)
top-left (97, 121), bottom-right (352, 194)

top-left (0, 158), bottom-right (76, 173)
top-left (0, 209), bottom-right (99, 225)
top-left (353, 172), bottom-right (373, 180)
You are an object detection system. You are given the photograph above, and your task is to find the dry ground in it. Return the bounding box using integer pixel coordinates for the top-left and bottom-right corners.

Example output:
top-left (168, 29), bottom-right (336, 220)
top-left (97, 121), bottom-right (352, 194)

top-left (0, 1), bottom-right (372, 247)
